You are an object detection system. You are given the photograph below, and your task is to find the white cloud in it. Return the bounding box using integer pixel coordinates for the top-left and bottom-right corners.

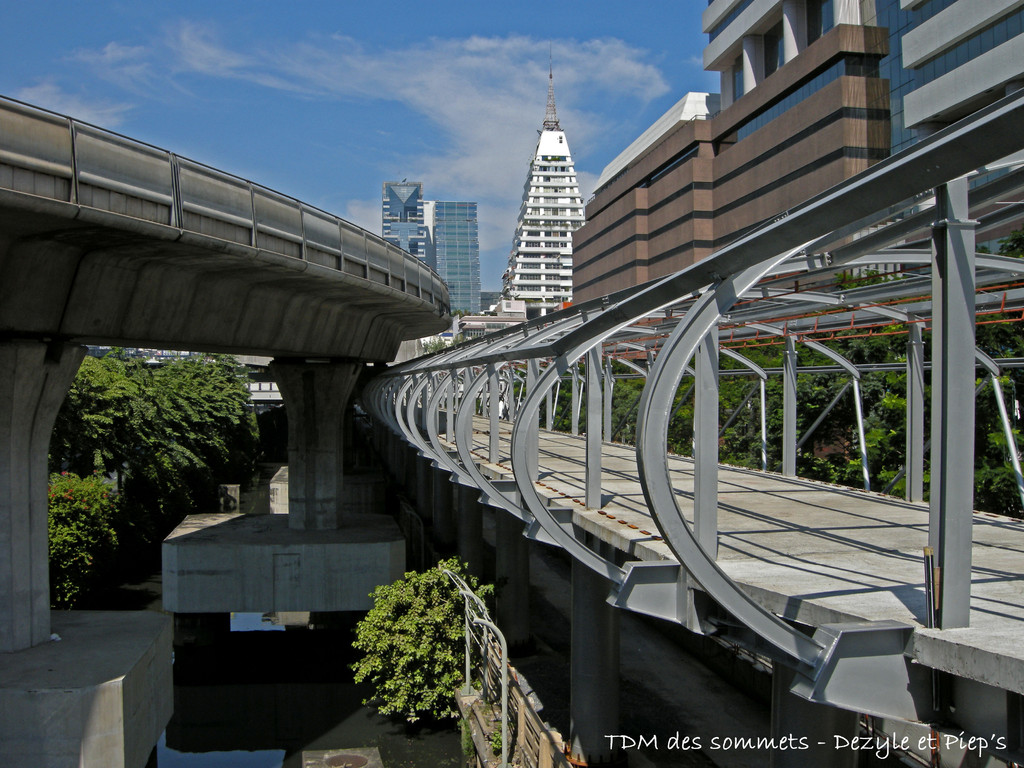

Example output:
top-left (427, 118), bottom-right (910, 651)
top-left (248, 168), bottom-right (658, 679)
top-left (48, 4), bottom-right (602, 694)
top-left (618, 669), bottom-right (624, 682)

top-left (14, 81), bottom-right (133, 126)
top-left (71, 23), bottom-right (671, 289)
top-left (344, 197), bottom-right (383, 235)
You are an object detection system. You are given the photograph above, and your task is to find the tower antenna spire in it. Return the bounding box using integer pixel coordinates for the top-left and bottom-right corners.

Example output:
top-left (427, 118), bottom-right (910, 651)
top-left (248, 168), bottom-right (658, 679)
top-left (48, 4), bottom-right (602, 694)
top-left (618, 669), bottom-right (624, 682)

top-left (543, 45), bottom-right (561, 131)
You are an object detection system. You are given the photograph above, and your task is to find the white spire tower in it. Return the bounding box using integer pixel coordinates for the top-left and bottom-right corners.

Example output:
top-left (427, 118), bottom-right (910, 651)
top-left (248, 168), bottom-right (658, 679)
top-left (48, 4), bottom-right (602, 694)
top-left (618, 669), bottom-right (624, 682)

top-left (502, 62), bottom-right (584, 317)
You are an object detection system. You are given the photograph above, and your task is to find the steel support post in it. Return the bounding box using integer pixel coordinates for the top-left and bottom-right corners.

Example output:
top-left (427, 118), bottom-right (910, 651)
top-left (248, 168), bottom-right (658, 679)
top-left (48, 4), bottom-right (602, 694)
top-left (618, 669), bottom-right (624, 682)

top-left (571, 364), bottom-right (582, 436)
top-left (569, 558), bottom-right (621, 766)
top-left (782, 335), bottom-right (798, 476)
top-left (447, 371), bottom-right (456, 444)
top-left (694, 331), bottom-right (719, 557)
top-left (456, 483), bottom-right (484, 579)
top-left (929, 177), bottom-right (976, 629)
top-left (546, 384), bottom-right (554, 431)
top-left (770, 664), bottom-right (858, 768)
top-left (495, 509), bottom-right (531, 652)
top-left (852, 379), bottom-right (871, 491)
top-left (906, 323), bottom-right (926, 502)
top-left (432, 465), bottom-right (455, 553)
top-left (585, 348), bottom-right (603, 509)
top-left (603, 355), bottom-right (614, 443)
top-left (527, 359), bottom-right (541, 484)
top-left (0, 341), bottom-right (86, 652)
top-left (760, 379), bottom-right (768, 472)
top-left (488, 365), bottom-right (500, 464)
top-left (269, 358), bottom-right (363, 531)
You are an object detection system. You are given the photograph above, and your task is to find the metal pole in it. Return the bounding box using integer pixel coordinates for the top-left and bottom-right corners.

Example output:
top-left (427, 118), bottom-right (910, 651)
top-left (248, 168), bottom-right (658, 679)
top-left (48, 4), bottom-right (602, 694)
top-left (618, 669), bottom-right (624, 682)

top-left (929, 177), bottom-right (976, 629)
top-left (694, 331), bottom-right (719, 557)
top-left (853, 378), bottom-right (871, 492)
top-left (571, 362), bottom-right (582, 436)
top-left (760, 378), bottom-right (768, 472)
top-left (604, 354), bottom-right (614, 443)
top-left (586, 347), bottom-right (603, 509)
top-left (488, 364), bottom-right (500, 464)
top-left (527, 359), bottom-right (541, 484)
top-left (990, 375), bottom-right (1024, 511)
top-left (782, 335), bottom-right (798, 476)
top-left (906, 322), bottom-right (926, 502)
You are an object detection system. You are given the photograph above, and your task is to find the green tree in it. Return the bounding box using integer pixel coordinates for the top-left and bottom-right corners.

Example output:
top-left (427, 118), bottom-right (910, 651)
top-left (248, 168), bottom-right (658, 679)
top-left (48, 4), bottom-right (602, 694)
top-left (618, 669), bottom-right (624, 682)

top-left (351, 558), bottom-right (492, 723)
top-left (48, 472), bottom-right (121, 608)
top-left (50, 352), bottom-right (260, 576)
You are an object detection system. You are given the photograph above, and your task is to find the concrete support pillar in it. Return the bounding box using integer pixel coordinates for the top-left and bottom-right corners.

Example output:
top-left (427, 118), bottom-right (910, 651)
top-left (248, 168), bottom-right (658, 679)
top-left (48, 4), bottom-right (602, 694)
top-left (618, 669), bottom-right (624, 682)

top-left (906, 323), bottom-right (925, 502)
top-left (721, 69), bottom-right (736, 109)
top-left (269, 358), bottom-right (362, 531)
top-left (742, 35), bottom-right (765, 96)
top-left (415, 453), bottom-right (432, 520)
top-left (0, 341), bottom-right (85, 652)
top-left (569, 559), bottom-right (621, 766)
top-left (456, 483), bottom-right (483, 579)
top-left (929, 177), bottom-right (976, 629)
top-left (782, 336), bottom-right (798, 477)
top-left (432, 466), bottom-right (455, 553)
top-left (495, 510), bottom-right (530, 653)
top-left (771, 664), bottom-right (858, 767)
top-left (694, 332), bottom-right (719, 558)
top-left (782, 0), bottom-right (807, 63)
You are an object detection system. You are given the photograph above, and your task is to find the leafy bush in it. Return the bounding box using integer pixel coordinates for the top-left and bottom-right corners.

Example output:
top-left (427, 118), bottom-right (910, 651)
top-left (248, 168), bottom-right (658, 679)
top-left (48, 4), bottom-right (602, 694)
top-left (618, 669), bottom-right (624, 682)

top-left (351, 557), bottom-right (492, 722)
top-left (48, 473), bottom-right (120, 608)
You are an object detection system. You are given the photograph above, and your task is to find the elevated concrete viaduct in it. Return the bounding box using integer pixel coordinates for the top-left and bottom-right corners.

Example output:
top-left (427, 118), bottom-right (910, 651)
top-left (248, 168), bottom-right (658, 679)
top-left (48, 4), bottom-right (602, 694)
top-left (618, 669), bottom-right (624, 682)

top-left (0, 95), bottom-right (449, 767)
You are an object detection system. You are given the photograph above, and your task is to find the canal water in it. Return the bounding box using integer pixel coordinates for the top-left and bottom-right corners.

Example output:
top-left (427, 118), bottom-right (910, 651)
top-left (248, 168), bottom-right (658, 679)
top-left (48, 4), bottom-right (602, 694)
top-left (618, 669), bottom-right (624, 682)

top-left (108, 568), bottom-right (462, 768)
top-left (157, 611), bottom-right (463, 768)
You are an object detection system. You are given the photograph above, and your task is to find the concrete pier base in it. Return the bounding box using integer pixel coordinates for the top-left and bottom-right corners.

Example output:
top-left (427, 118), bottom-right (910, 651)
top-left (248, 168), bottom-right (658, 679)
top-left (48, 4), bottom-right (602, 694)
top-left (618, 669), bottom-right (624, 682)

top-left (569, 559), bottom-right (622, 766)
top-left (432, 465), bottom-right (455, 553)
top-left (495, 509), bottom-right (530, 653)
top-left (771, 663), bottom-right (858, 767)
top-left (163, 513), bottom-right (405, 613)
top-left (456, 483), bottom-right (484, 578)
top-left (0, 611), bottom-right (172, 768)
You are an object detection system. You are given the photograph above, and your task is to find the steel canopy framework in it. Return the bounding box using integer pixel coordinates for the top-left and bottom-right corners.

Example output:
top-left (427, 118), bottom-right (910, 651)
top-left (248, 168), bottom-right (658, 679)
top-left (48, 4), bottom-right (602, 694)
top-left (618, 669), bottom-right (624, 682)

top-left (363, 89), bottom-right (1024, 730)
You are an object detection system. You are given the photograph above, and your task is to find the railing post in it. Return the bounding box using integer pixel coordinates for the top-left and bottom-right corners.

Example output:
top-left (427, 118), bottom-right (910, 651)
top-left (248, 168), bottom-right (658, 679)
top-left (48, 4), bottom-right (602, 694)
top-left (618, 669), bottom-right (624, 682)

top-left (906, 322), bottom-right (926, 502)
top-left (782, 335), bottom-right (798, 476)
top-left (603, 354), bottom-right (614, 443)
top-left (694, 329), bottom-right (719, 557)
top-left (929, 176), bottom-right (976, 629)
top-left (585, 348), bottom-right (602, 509)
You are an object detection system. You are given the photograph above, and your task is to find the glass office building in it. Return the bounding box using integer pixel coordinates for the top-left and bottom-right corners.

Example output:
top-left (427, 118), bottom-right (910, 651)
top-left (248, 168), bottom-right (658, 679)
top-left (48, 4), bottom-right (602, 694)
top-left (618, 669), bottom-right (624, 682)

top-left (382, 181), bottom-right (428, 264)
top-left (432, 201), bottom-right (481, 314)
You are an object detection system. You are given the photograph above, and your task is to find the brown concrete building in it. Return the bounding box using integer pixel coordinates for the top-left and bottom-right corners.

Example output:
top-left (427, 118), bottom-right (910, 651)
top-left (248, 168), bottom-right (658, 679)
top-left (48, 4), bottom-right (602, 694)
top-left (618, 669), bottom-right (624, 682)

top-left (573, 24), bottom-right (889, 302)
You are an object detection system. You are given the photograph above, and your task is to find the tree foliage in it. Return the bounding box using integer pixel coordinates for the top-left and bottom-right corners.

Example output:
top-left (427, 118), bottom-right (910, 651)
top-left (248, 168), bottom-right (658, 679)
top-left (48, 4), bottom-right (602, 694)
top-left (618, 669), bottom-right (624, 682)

top-left (48, 352), bottom-right (260, 603)
top-left (51, 352), bottom-right (259, 546)
top-left (48, 472), bottom-right (121, 608)
top-left (351, 558), bottom-right (492, 723)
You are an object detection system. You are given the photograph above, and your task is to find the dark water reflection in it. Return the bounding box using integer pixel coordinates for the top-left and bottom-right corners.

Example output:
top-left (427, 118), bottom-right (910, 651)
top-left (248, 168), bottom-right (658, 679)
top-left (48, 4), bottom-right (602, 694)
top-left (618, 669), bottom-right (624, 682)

top-left (159, 616), bottom-right (463, 768)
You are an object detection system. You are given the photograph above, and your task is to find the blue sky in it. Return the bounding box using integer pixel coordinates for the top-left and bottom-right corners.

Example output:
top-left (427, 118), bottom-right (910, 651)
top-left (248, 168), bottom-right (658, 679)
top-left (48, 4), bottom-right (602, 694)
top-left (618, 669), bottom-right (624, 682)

top-left (1, 1), bottom-right (717, 291)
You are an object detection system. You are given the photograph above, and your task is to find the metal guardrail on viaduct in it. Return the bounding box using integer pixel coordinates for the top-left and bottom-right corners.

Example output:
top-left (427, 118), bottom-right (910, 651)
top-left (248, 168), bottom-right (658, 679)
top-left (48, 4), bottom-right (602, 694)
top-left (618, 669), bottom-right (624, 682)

top-left (0, 95), bottom-right (450, 359)
top-left (366, 89), bottom-right (1024, 767)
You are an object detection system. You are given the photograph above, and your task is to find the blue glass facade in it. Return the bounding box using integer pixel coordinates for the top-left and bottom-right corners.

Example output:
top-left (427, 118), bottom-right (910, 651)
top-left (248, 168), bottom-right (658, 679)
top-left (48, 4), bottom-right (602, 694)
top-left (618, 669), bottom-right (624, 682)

top-left (382, 181), bottom-right (427, 263)
top-left (874, 0), bottom-right (1024, 154)
top-left (433, 201), bottom-right (480, 313)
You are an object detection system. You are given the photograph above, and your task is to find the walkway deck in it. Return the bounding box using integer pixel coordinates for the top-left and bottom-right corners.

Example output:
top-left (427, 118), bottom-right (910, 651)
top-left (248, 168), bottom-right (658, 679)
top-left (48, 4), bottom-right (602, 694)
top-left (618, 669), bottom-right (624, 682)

top-left (466, 421), bottom-right (1024, 696)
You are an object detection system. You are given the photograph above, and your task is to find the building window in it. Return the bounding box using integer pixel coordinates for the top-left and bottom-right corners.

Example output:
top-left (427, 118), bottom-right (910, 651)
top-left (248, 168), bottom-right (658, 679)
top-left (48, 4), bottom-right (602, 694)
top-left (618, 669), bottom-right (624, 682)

top-left (764, 22), bottom-right (784, 76)
top-left (808, 0), bottom-right (834, 44)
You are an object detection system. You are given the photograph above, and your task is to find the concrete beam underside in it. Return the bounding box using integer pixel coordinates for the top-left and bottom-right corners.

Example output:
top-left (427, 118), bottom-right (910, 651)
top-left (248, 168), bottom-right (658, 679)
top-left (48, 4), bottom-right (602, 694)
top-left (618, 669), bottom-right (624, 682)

top-left (0, 207), bottom-right (444, 361)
